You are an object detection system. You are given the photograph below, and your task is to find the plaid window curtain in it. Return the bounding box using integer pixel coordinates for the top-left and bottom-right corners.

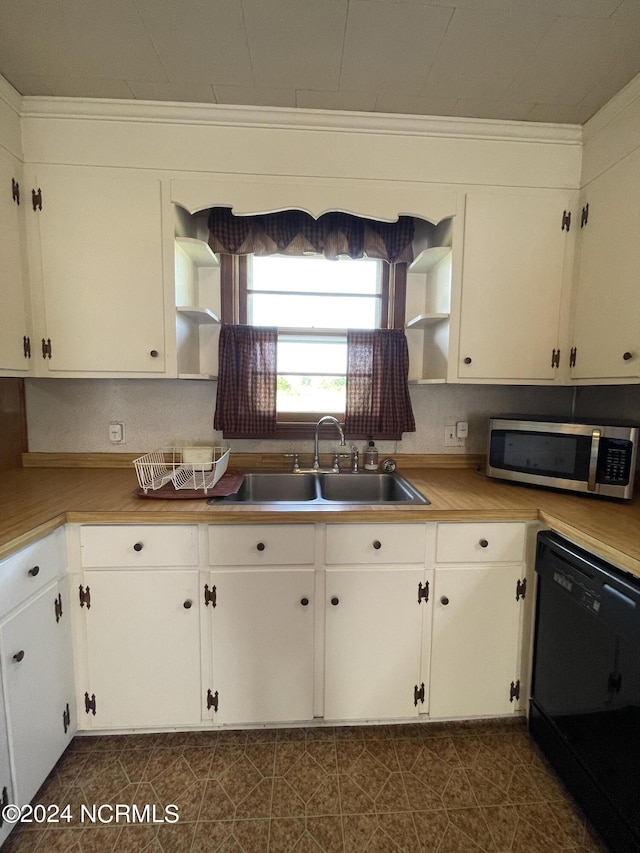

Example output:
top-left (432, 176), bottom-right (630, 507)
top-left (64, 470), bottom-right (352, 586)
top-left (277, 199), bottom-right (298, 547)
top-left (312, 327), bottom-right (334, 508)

top-left (208, 207), bottom-right (414, 263)
top-left (214, 325), bottom-right (277, 436)
top-left (344, 329), bottom-right (415, 438)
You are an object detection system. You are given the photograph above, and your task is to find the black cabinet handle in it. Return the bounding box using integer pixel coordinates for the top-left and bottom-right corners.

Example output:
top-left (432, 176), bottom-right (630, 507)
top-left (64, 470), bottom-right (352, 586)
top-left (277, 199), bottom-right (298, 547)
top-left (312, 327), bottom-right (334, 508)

top-left (150, 350), bottom-right (159, 358)
top-left (13, 650), bottom-right (25, 662)
top-left (28, 565), bottom-right (40, 577)
top-left (331, 597), bottom-right (339, 606)
top-left (256, 542), bottom-right (266, 552)
top-left (623, 352), bottom-right (633, 361)
top-left (300, 597), bottom-right (309, 607)
top-left (463, 357), bottom-right (472, 365)
top-left (183, 600), bottom-right (193, 609)
top-left (440, 596), bottom-right (449, 606)
top-left (373, 540), bottom-right (382, 550)
top-left (479, 539), bottom-right (488, 548)
top-left (133, 542), bottom-right (143, 552)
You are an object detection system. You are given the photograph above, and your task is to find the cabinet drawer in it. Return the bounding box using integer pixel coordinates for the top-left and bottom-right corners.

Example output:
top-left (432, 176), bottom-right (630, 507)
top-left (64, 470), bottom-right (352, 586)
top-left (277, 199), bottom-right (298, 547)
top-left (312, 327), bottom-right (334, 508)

top-left (80, 525), bottom-right (199, 568)
top-left (0, 529), bottom-right (65, 620)
top-left (436, 523), bottom-right (525, 564)
top-left (208, 525), bottom-right (315, 566)
top-left (325, 524), bottom-right (426, 565)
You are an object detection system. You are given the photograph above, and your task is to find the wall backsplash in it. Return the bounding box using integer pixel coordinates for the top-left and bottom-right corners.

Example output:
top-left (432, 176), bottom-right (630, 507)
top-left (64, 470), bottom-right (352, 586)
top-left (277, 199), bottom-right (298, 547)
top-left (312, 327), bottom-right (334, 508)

top-left (23, 379), bottom-right (591, 459)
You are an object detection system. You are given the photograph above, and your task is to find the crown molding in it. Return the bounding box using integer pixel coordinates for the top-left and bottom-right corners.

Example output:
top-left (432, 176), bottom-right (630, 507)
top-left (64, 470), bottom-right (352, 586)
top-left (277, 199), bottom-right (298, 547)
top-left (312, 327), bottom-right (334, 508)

top-left (582, 71), bottom-right (640, 144)
top-left (20, 96), bottom-right (583, 146)
top-left (0, 75), bottom-right (22, 116)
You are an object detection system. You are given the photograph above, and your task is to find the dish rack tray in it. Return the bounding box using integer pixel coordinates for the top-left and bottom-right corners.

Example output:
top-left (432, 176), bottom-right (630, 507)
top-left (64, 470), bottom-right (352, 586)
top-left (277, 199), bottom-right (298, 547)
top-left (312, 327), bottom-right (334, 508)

top-left (134, 446), bottom-right (230, 494)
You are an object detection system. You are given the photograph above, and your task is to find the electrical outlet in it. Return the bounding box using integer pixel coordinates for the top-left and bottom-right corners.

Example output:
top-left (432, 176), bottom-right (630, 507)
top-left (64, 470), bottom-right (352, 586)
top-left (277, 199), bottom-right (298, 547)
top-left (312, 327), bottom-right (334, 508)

top-left (444, 423), bottom-right (465, 447)
top-left (109, 421), bottom-right (126, 444)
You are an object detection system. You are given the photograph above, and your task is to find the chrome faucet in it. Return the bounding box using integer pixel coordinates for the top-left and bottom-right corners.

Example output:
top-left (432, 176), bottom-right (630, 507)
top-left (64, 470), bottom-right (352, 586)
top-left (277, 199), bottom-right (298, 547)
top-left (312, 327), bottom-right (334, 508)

top-left (313, 416), bottom-right (346, 469)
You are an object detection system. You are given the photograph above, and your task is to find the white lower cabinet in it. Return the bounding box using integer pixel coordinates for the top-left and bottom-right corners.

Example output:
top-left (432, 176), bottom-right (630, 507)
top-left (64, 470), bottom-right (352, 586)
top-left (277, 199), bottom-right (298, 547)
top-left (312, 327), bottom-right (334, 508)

top-left (324, 566), bottom-right (432, 721)
top-left (0, 667), bottom-right (14, 848)
top-left (79, 569), bottom-right (201, 729)
top-left (206, 568), bottom-right (315, 725)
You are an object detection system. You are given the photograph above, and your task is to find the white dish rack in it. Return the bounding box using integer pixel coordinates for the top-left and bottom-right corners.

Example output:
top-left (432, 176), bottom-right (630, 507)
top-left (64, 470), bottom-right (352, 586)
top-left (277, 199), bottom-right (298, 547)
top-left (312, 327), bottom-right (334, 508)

top-left (134, 446), bottom-right (230, 494)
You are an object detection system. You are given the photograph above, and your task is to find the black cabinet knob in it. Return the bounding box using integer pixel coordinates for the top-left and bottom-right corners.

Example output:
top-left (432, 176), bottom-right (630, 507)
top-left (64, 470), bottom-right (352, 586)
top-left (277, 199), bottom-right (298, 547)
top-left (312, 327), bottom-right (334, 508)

top-left (28, 565), bottom-right (40, 577)
top-left (150, 349), bottom-right (159, 358)
top-left (183, 600), bottom-right (193, 609)
top-left (13, 650), bottom-right (25, 662)
top-left (463, 357), bottom-right (472, 365)
top-left (331, 597), bottom-right (339, 606)
top-left (623, 352), bottom-right (633, 361)
top-left (300, 597), bottom-right (309, 607)
top-left (479, 539), bottom-right (489, 548)
top-left (440, 596), bottom-right (449, 606)
top-left (256, 542), bottom-right (265, 552)
top-left (133, 542), bottom-right (143, 552)
top-left (373, 540), bottom-right (382, 550)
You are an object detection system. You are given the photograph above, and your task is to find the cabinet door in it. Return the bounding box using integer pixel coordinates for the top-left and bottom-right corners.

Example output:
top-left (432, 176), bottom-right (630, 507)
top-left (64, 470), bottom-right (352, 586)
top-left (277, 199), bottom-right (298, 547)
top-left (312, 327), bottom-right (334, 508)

top-left (209, 569), bottom-right (315, 725)
top-left (570, 151), bottom-right (640, 380)
top-left (457, 191), bottom-right (573, 381)
top-left (82, 570), bottom-right (201, 728)
top-left (429, 564), bottom-right (523, 718)
top-left (0, 669), bottom-right (14, 848)
top-left (0, 149), bottom-right (31, 374)
top-left (28, 166), bottom-right (166, 374)
top-left (325, 568), bottom-right (427, 721)
top-left (1, 580), bottom-right (74, 806)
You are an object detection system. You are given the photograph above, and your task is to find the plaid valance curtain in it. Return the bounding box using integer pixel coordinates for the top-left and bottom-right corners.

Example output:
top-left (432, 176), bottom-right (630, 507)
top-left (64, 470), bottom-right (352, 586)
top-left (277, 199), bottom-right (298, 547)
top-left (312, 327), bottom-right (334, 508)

top-left (214, 324), bottom-right (277, 436)
top-left (208, 207), bottom-right (415, 263)
top-left (344, 329), bottom-right (415, 438)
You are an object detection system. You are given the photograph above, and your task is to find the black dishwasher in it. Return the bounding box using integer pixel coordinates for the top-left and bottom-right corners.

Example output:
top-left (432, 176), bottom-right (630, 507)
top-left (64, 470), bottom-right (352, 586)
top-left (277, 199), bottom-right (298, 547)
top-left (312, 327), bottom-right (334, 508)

top-left (530, 531), bottom-right (640, 853)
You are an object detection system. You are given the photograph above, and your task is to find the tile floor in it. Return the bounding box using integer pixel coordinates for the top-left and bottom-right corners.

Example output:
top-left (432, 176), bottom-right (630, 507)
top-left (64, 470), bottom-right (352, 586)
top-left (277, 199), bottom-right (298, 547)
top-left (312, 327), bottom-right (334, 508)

top-left (2, 718), bottom-right (609, 853)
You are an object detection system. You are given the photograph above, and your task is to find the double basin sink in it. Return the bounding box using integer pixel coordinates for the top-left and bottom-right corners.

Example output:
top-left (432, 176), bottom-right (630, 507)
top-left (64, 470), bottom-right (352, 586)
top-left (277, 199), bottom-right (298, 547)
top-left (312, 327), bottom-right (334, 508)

top-left (208, 471), bottom-right (429, 505)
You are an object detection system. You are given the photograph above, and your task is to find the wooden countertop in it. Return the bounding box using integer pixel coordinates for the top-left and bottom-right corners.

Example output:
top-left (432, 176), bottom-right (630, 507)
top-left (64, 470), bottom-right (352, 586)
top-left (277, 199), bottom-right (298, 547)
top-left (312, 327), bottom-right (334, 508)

top-left (1, 464), bottom-right (639, 578)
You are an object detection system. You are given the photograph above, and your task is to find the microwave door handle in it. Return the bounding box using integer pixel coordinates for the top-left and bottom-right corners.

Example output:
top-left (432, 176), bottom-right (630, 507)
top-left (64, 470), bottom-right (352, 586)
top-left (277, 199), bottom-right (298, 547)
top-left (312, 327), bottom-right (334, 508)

top-left (588, 428), bottom-right (601, 491)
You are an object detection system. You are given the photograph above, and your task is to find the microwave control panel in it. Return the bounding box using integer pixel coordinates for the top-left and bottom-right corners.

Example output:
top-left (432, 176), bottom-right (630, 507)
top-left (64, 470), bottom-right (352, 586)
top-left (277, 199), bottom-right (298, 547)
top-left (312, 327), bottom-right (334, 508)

top-left (597, 438), bottom-right (633, 485)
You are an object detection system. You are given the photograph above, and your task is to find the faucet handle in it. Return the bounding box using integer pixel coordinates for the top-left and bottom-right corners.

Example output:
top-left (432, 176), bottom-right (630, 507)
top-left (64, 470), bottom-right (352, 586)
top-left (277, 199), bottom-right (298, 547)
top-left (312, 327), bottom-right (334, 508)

top-left (283, 453), bottom-right (301, 472)
top-left (332, 453), bottom-right (341, 473)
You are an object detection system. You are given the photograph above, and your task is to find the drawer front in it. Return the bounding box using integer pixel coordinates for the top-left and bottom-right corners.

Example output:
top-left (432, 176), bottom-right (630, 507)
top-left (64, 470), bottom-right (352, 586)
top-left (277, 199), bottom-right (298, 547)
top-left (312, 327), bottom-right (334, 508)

top-left (325, 524), bottom-right (426, 565)
top-left (209, 525), bottom-right (315, 566)
top-left (436, 523), bottom-right (525, 564)
top-left (80, 525), bottom-right (199, 568)
top-left (0, 529), bottom-right (65, 620)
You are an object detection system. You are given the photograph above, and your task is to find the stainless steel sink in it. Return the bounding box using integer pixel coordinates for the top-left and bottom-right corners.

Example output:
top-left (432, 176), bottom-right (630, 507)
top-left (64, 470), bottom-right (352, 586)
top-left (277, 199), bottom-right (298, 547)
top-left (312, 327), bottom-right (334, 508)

top-left (318, 472), bottom-right (428, 504)
top-left (208, 471), bottom-right (429, 505)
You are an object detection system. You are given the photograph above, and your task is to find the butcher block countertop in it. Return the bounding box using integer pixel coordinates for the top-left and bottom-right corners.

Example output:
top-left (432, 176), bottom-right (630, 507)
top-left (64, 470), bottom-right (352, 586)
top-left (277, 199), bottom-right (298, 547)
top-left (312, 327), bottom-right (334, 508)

top-left (1, 456), bottom-right (640, 579)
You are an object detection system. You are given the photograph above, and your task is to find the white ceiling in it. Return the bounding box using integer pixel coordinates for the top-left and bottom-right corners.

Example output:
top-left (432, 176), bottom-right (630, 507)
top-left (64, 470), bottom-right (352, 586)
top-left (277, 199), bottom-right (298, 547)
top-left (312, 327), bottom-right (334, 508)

top-left (2, 0), bottom-right (640, 125)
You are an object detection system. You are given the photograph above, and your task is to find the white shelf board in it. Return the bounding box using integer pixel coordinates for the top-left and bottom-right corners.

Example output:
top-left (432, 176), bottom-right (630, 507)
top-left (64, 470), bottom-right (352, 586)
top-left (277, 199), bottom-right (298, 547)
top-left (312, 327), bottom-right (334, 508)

top-left (178, 373), bottom-right (217, 380)
top-left (408, 246), bottom-right (451, 273)
top-left (175, 237), bottom-right (220, 267)
top-left (176, 306), bottom-right (221, 324)
top-left (408, 378), bottom-right (447, 384)
top-left (406, 313), bottom-right (450, 329)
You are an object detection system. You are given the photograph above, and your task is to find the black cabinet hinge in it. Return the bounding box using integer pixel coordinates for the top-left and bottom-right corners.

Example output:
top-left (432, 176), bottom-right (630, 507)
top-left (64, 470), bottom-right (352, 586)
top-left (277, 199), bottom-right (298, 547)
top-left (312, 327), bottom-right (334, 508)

top-left (79, 585), bottom-right (91, 609)
top-left (414, 682), bottom-right (425, 707)
top-left (54, 593), bottom-right (63, 623)
top-left (32, 187), bottom-right (42, 211)
top-left (608, 672), bottom-right (622, 693)
top-left (207, 688), bottom-right (219, 712)
top-left (418, 581), bottom-right (429, 604)
top-left (580, 203), bottom-right (589, 228)
top-left (516, 578), bottom-right (527, 601)
top-left (509, 680), bottom-right (520, 703)
top-left (569, 347), bottom-right (577, 368)
top-left (41, 338), bottom-right (52, 359)
top-left (23, 336), bottom-right (31, 359)
top-left (561, 209), bottom-right (571, 232)
top-left (12, 178), bottom-right (20, 205)
top-left (84, 692), bottom-right (96, 715)
top-left (204, 584), bottom-right (217, 607)
top-left (551, 349), bottom-right (560, 368)
top-left (0, 786), bottom-right (8, 826)
top-left (63, 703), bottom-right (71, 733)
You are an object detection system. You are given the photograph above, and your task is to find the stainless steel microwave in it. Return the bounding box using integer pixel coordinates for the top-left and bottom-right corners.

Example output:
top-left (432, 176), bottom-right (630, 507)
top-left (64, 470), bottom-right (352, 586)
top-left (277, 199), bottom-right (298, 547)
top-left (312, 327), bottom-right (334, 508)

top-left (487, 416), bottom-right (639, 500)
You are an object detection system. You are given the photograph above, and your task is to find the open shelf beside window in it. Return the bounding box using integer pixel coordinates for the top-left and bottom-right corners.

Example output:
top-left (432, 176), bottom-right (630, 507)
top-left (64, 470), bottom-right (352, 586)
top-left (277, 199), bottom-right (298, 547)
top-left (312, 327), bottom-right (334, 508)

top-left (174, 208), bottom-right (221, 379)
top-left (405, 220), bottom-right (453, 384)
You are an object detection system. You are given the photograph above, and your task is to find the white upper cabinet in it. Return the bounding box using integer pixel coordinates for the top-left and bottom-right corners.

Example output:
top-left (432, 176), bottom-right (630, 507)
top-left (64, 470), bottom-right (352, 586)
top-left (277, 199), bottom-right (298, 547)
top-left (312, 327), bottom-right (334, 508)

top-left (569, 148), bottom-right (640, 382)
top-left (453, 190), bottom-right (575, 383)
top-left (0, 148), bottom-right (31, 376)
top-left (25, 166), bottom-right (168, 376)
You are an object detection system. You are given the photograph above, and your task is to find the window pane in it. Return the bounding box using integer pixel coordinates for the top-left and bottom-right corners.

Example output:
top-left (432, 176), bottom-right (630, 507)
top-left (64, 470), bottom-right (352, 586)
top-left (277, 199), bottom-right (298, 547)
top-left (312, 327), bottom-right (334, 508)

top-left (251, 293), bottom-right (379, 328)
top-left (251, 256), bottom-right (380, 295)
top-left (278, 339), bottom-right (347, 374)
top-left (277, 375), bottom-right (346, 413)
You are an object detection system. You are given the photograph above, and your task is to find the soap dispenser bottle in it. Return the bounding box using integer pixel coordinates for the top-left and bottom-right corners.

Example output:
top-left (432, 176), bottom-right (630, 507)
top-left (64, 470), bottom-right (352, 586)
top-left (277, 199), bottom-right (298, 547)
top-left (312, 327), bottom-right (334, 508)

top-left (364, 439), bottom-right (379, 471)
